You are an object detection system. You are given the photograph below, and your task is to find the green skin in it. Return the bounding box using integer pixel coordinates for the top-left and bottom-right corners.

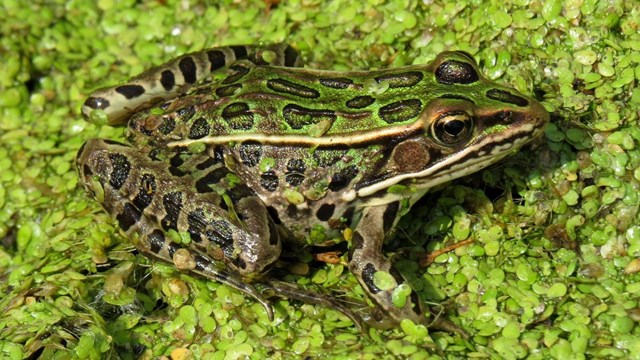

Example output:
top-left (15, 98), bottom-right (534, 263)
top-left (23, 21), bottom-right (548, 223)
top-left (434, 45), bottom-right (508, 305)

top-left (76, 43), bottom-right (548, 329)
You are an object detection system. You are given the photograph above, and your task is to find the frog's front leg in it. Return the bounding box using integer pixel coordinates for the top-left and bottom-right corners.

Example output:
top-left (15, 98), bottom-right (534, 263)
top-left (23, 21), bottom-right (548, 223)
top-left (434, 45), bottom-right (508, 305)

top-left (76, 139), bottom-right (281, 319)
top-left (349, 204), bottom-right (425, 328)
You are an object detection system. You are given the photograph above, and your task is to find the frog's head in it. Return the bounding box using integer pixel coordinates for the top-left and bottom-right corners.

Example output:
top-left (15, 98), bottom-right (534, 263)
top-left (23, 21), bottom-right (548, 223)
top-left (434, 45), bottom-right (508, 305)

top-left (357, 51), bottom-right (549, 198)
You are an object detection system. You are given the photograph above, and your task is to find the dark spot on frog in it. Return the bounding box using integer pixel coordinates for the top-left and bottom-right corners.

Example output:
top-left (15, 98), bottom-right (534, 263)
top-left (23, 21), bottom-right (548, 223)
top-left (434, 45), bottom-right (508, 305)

top-left (346, 95), bottom-right (375, 109)
top-left (161, 191), bottom-right (183, 231)
top-left (375, 71), bottom-right (424, 88)
top-left (389, 267), bottom-right (405, 284)
top-left (193, 253), bottom-right (209, 272)
top-left (316, 203), bottom-right (335, 221)
top-left (157, 117), bottom-right (176, 135)
top-left (169, 167), bottom-right (186, 177)
top-left (328, 165), bottom-right (359, 192)
top-left (341, 206), bottom-right (355, 224)
top-left (188, 116), bottom-right (210, 139)
top-left (186, 208), bottom-right (206, 243)
top-left (222, 64), bottom-right (250, 85)
top-left (82, 164), bottom-right (93, 178)
top-left (283, 45), bottom-right (300, 67)
top-left (318, 77), bottom-right (353, 89)
top-left (116, 202), bottom-right (141, 232)
top-left (207, 219), bottom-right (235, 258)
top-left (362, 263), bottom-right (381, 294)
top-left (485, 89), bottom-right (529, 107)
top-left (166, 241), bottom-right (181, 257)
top-left (435, 60), bottom-right (479, 85)
top-left (378, 99), bottom-right (422, 124)
top-left (233, 257), bottom-right (247, 270)
top-left (195, 167), bottom-right (231, 193)
top-left (285, 158), bottom-right (306, 186)
top-left (108, 153), bottom-right (131, 190)
top-left (178, 57), bottom-right (197, 84)
top-left (268, 219), bottom-right (279, 246)
top-left (226, 184), bottom-right (255, 204)
top-left (132, 174), bottom-right (156, 210)
top-left (266, 78), bottom-right (320, 99)
top-left (160, 70), bottom-right (175, 91)
top-left (176, 105), bottom-right (195, 121)
top-left (230, 45), bottom-right (248, 60)
top-left (282, 104), bottom-right (336, 130)
top-left (168, 152), bottom-right (187, 177)
top-left (215, 84), bottom-right (242, 97)
top-left (286, 203), bottom-right (298, 218)
top-left (212, 146), bottom-right (224, 163)
top-left (207, 50), bottom-right (227, 71)
top-left (222, 102), bottom-right (254, 130)
top-left (260, 170), bottom-right (279, 192)
top-left (148, 229), bottom-right (166, 254)
top-left (238, 142), bottom-right (262, 167)
top-left (195, 156), bottom-right (221, 171)
top-left (147, 148), bottom-right (163, 161)
top-left (266, 206), bottom-right (282, 225)
top-left (169, 152), bottom-right (185, 167)
top-left (115, 84), bottom-right (145, 99)
top-left (382, 202), bottom-right (399, 233)
top-left (83, 96), bottom-right (109, 111)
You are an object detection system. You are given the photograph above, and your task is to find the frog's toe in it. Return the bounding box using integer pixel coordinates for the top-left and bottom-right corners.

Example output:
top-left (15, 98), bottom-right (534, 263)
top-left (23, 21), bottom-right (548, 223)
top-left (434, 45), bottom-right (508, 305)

top-left (264, 279), bottom-right (366, 332)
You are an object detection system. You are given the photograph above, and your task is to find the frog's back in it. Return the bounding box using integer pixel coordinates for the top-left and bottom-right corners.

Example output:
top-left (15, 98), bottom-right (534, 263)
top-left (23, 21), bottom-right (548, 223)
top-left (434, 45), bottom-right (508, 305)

top-left (82, 45), bottom-right (548, 242)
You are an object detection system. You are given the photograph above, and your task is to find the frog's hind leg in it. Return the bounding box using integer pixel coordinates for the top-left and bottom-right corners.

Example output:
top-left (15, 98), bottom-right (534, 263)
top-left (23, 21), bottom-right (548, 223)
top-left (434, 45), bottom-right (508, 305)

top-left (82, 43), bottom-right (303, 125)
top-left (77, 139), bottom-right (282, 320)
top-left (264, 279), bottom-right (365, 331)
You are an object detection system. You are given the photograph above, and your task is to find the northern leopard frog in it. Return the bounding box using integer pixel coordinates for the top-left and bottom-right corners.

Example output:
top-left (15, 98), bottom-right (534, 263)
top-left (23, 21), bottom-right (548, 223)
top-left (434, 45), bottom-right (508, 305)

top-left (77, 43), bottom-right (548, 329)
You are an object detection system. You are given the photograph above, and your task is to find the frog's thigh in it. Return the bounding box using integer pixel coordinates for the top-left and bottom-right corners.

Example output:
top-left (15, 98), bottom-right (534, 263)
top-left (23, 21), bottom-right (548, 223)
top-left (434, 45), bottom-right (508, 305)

top-left (77, 139), bottom-right (280, 317)
top-left (221, 194), bottom-right (282, 275)
top-left (349, 204), bottom-right (425, 326)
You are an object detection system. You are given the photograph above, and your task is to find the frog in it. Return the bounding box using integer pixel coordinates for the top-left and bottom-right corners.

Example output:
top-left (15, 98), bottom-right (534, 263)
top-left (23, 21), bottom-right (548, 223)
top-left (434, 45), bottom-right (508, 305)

top-left (77, 43), bottom-right (548, 329)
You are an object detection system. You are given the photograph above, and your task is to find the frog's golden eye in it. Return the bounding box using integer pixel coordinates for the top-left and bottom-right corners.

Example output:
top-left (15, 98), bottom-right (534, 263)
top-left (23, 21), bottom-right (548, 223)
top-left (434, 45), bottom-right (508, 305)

top-left (432, 111), bottom-right (474, 145)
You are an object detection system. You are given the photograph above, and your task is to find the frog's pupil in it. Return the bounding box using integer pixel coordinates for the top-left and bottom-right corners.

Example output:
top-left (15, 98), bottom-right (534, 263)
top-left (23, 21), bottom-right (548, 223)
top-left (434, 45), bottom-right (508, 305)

top-left (444, 119), bottom-right (466, 136)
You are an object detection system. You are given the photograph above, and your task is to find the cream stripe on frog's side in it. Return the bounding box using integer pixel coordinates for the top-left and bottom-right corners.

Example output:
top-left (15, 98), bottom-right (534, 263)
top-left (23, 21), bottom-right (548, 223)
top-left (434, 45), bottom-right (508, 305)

top-left (77, 43), bottom-right (549, 330)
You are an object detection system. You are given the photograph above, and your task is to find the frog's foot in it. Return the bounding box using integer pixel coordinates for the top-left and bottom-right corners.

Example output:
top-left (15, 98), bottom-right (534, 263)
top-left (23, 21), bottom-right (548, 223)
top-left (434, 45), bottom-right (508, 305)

top-left (264, 279), bottom-right (366, 332)
top-left (349, 204), bottom-right (427, 327)
top-left (133, 228), bottom-right (275, 321)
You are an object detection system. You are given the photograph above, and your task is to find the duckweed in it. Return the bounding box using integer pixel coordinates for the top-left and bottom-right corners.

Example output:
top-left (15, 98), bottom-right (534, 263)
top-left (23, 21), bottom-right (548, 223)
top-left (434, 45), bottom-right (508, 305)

top-left (3, 0), bottom-right (640, 358)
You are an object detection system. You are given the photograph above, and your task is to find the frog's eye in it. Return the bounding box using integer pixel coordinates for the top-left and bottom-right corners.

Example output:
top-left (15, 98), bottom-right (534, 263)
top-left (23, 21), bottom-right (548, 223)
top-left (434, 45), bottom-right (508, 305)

top-left (434, 58), bottom-right (479, 85)
top-left (432, 111), bottom-right (474, 145)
